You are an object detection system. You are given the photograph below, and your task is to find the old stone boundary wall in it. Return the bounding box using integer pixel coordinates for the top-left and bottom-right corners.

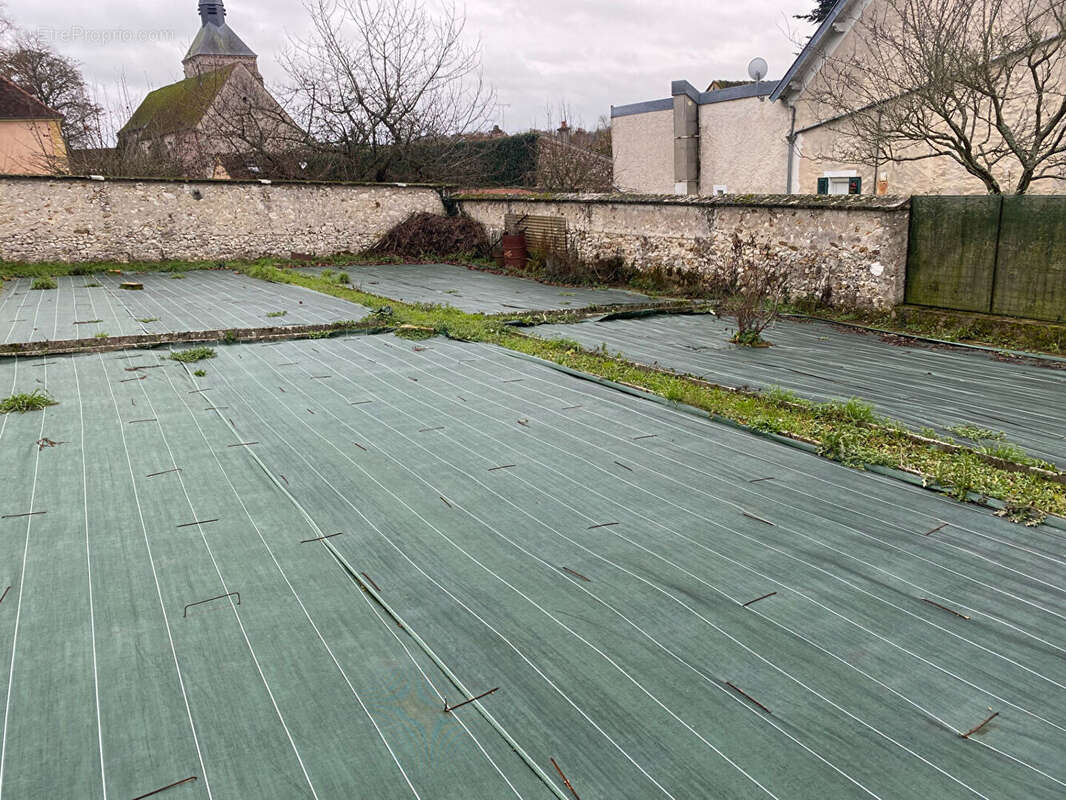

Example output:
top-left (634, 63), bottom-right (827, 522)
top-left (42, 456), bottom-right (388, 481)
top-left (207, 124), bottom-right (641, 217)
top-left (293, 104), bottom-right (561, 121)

top-left (0, 175), bottom-right (444, 263)
top-left (0, 176), bottom-right (909, 308)
top-left (457, 193), bottom-right (911, 308)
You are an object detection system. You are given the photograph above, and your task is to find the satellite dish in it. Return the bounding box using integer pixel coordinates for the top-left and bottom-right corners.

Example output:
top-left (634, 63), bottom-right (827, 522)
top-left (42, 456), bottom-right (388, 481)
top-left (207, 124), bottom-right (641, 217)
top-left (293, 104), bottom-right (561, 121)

top-left (747, 57), bottom-right (768, 82)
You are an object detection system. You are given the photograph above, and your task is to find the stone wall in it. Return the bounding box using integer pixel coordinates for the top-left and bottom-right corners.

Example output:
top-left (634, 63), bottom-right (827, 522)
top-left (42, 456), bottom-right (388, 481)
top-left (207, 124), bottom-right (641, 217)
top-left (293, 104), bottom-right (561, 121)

top-left (457, 192), bottom-right (911, 308)
top-left (0, 175), bottom-right (444, 263)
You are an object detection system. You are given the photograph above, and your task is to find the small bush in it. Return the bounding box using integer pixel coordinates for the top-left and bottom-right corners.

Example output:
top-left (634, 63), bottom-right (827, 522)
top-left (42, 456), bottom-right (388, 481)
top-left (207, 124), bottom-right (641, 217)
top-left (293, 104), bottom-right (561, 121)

top-left (31, 277), bottom-right (57, 290)
top-left (0, 389), bottom-right (57, 414)
top-left (370, 212), bottom-right (490, 259)
top-left (170, 347), bottom-right (216, 363)
top-left (266, 310), bottom-right (288, 318)
top-left (193, 369), bottom-right (207, 377)
top-left (719, 234), bottom-right (789, 347)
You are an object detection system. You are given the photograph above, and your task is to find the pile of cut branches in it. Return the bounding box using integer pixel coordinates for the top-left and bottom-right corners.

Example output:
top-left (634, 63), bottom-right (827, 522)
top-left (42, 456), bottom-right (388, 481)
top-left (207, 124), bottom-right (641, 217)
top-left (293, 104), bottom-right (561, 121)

top-left (370, 213), bottom-right (490, 259)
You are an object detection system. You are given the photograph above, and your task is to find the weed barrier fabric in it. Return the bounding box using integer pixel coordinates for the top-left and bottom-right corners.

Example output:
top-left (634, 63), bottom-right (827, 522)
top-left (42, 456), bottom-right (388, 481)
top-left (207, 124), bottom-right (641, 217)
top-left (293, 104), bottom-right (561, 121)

top-left (0, 270), bottom-right (368, 345)
top-left (74, 333), bottom-right (1064, 799)
top-left (0, 350), bottom-right (546, 799)
top-left (533, 313), bottom-right (1066, 469)
top-left (290, 263), bottom-right (655, 314)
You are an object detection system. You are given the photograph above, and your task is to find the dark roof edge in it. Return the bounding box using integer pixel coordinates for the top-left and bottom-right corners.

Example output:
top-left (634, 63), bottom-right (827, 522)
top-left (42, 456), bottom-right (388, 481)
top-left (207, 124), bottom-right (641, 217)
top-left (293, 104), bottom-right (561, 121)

top-left (611, 98), bottom-right (673, 118)
top-left (453, 190), bottom-right (910, 211)
top-left (698, 81), bottom-right (779, 104)
top-left (0, 173), bottom-right (445, 189)
top-left (770, 0), bottom-right (851, 102)
top-left (616, 79), bottom-right (780, 118)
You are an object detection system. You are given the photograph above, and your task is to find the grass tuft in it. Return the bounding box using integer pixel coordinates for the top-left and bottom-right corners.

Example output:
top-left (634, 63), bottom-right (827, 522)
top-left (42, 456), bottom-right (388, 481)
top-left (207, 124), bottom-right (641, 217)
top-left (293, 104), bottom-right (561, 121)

top-left (31, 277), bottom-right (57, 290)
top-left (0, 389), bottom-right (57, 414)
top-left (169, 347), bottom-right (217, 363)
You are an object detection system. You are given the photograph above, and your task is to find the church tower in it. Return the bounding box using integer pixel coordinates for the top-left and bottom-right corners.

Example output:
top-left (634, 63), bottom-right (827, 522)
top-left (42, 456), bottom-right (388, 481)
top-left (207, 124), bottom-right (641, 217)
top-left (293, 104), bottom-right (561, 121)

top-left (182, 1), bottom-right (261, 81)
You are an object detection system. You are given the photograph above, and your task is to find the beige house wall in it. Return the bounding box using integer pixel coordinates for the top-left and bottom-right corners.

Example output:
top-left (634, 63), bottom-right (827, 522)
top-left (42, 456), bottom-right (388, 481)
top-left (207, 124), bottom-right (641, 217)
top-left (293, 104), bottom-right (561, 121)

top-left (611, 109), bottom-right (673, 194)
top-left (0, 119), bottom-right (67, 175)
top-left (698, 97), bottom-right (791, 194)
top-left (792, 0), bottom-right (1066, 195)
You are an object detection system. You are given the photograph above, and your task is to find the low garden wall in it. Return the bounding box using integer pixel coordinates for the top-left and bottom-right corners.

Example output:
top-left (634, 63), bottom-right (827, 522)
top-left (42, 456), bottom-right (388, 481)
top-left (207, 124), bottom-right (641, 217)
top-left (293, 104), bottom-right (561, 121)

top-left (0, 174), bottom-right (445, 263)
top-left (456, 192), bottom-right (911, 308)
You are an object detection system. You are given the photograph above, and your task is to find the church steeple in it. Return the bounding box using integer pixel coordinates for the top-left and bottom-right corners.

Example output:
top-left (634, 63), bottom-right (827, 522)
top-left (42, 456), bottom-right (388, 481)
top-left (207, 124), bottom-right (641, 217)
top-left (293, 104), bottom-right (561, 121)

top-left (183, 0), bottom-right (260, 80)
top-left (199, 2), bottom-right (227, 27)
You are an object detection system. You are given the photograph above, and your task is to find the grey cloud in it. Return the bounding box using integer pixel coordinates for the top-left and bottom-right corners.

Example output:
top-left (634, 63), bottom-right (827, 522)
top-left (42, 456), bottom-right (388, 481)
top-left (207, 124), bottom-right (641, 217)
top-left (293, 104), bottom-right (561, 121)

top-left (7, 0), bottom-right (813, 137)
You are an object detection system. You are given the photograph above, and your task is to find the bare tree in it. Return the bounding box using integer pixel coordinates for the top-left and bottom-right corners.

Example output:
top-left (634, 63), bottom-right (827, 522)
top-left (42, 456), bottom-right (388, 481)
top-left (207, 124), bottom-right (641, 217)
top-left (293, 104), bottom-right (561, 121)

top-left (0, 32), bottom-right (102, 150)
top-left (535, 103), bottom-right (613, 191)
top-left (281, 0), bottom-right (496, 182)
top-left (802, 0), bottom-right (1066, 194)
top-left (0, 3), bottom-right (13, 42)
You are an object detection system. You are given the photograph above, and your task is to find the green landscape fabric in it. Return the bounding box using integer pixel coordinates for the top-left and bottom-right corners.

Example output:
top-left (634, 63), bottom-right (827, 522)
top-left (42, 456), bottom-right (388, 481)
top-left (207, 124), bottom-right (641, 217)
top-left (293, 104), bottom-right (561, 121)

top-left (532, 313), bottom-right (1066, 469)
top-left (0, 271), bottom-right (367, 345)
top-left (289, 263), bottom-right (655, 313)
top-left (3, 332), bottom-right (1061, 798)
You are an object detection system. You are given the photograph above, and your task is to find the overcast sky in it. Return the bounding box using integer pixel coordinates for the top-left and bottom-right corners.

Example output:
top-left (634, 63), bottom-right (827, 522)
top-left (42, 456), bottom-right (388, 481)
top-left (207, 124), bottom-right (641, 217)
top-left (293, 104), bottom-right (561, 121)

top-left (5, 0), bottom-right (815, 138)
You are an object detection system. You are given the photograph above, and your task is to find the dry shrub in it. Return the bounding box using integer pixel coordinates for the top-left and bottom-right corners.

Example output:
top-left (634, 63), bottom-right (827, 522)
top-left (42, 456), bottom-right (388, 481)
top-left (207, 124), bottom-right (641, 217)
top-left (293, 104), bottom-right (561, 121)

top-left (370, 213), bottom-right (490, 259)
top-left (719, 233), bottom-right (791, 346)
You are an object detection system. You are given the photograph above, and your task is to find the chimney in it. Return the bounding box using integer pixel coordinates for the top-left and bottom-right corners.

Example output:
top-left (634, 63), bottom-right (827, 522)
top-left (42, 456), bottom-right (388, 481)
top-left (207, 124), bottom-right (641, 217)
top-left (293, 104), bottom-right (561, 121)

top-left (199, 1), bottom-right (226, 26)
top-left (557, 120), bottom-right (571, 145)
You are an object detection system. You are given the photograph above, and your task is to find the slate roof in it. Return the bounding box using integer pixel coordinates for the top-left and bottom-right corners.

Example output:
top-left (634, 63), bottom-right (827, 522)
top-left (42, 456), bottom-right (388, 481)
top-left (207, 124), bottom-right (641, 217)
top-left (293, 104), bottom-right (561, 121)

top-left (184, 21), bottom-right (256, 60)
top-left (0, 75), bottom-right (62, 121)
top-left (770, 0), bottom-right (850, 101)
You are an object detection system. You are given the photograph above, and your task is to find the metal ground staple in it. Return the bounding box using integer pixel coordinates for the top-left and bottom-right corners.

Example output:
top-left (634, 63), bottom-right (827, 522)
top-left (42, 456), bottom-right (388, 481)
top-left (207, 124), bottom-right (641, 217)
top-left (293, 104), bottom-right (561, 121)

top-left (130, 776), bottom-right (197, 800)
top-left (1, 511), bottom-right (46, 520)
top-left (587, 522), bottom-right (619, 530)
top-left (742, 511), bottom-right (775, 526)
top-left (300, 532), bottom-right (345, 544)
top-left (176, 519), bottom-right (219, 529)
top-left (920, 598), bottom-right (971, 619)
top-left (960, 711), bottom-right (999, 738)
top-left (923, 522), bottom-right (949, 536)
top-left (561, 567), bottom-right (591, 582)
top-left (551, 758), bottom-right (581, 800)
top-left (0, 586), bottom-right (9, 605)
top-left (184, 591), bottom-right (240, 617)
top-left (725, 681), bottom-right (772, 714)
top-left (360, 572), bottom-right (382, 592)
top-left (444, 687), bottom-right (499, 713)
top-left (742, 591), bottom-right (778, 607)
top-left (145, 468), bottom-right (182, 478)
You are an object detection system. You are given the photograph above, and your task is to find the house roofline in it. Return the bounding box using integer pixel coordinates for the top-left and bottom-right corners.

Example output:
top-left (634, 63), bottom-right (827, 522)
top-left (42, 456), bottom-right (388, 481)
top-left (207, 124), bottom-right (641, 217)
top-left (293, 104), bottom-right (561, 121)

top-left (770, 0), bottom-right (852, 102)
top-left (610, 98), bottom-right (673, 118)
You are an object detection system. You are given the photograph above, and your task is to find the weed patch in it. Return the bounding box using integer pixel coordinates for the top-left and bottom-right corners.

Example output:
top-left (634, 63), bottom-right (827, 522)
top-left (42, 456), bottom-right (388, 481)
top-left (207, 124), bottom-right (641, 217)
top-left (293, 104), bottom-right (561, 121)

top-left (0, 389), bottom-right (57, 413)
top-left (169, 347), bottom-right (217, 363)
top-left (31, 277), bottom-right (56, 290)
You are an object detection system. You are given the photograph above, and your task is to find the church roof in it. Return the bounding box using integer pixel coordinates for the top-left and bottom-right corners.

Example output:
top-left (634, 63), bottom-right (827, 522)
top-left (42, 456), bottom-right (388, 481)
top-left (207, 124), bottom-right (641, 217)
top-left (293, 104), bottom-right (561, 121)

top-left (184, 22), bottom-right (256, 60)
top-left (118, 64), bottom-right (237, 137)
top-left (184, 2), bottom-right (256, 61)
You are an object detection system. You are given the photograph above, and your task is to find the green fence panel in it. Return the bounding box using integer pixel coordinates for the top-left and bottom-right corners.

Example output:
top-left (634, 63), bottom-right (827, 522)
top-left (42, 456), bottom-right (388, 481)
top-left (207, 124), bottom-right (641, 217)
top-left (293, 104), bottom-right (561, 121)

top-left (904, 195), bottom-right (1001, 311)
top-left (992, 195), bottom-right (1066, 322)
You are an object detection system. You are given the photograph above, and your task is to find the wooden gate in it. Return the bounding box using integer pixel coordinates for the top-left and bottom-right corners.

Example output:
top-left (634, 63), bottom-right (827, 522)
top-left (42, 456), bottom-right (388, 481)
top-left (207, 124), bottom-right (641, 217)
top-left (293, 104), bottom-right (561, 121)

top-left (905, 195), bottom-right (1066, 322)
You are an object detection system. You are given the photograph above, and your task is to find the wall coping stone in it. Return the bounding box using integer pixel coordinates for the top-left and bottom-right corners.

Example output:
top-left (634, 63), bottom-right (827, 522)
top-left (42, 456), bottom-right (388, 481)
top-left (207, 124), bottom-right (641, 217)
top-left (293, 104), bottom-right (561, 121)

top-left (0, 173), bottom-right (444, 190)
top-left (454, 191), bottom-right (911, 211)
